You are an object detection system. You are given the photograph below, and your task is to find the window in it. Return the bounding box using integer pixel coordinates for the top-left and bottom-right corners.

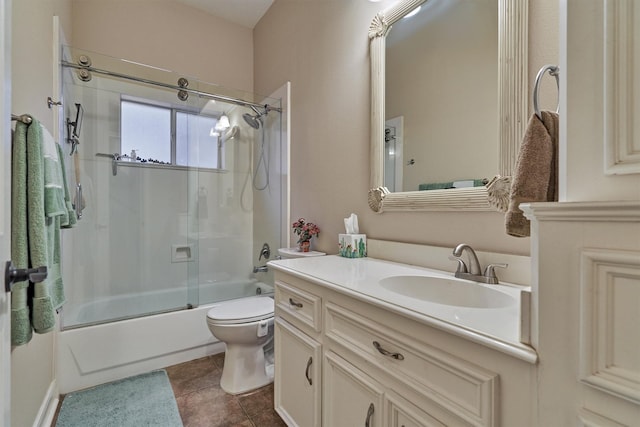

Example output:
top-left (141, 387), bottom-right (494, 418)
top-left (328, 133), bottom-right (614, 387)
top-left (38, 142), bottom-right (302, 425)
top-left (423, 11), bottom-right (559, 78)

top-left (121, 99), bottom-right (222, 169)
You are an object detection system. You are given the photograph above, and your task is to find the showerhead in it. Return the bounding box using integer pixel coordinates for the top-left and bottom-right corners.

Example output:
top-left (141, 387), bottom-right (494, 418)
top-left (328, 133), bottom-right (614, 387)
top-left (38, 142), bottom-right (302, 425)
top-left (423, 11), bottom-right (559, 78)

top-left (243, 113), bottom-right (262, 129)
top-left (242, 105), bottom-right (268, 129)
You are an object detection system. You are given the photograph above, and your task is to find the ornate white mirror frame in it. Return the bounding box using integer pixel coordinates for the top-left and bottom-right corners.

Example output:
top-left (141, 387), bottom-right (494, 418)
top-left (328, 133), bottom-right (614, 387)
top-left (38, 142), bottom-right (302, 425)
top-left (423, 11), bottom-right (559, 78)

top-left (368, 0), bottom-right (529, 212)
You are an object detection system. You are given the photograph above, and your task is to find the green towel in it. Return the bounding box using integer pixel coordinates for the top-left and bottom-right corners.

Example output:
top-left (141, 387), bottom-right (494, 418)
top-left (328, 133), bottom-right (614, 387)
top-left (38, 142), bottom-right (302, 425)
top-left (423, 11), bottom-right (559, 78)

top-left (11, 121), bottom-right (32, 345)
top-left (11, 119), bottom-right (69, 345)
top-left (43, 129), bottom-right (66, 219)
top-left (56, 142), bottom-right (77, 228)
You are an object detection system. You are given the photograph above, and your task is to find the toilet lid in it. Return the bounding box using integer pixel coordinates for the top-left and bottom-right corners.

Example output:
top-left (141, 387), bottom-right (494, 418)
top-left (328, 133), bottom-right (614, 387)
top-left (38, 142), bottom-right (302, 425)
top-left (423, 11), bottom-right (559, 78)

top-left (206, 296), bottom-right (274, 324)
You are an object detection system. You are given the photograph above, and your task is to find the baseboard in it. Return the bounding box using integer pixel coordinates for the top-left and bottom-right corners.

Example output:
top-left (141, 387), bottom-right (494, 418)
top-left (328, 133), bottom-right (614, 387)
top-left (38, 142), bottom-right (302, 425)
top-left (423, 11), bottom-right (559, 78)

top-left (33, 379), bottom-right (58, 427)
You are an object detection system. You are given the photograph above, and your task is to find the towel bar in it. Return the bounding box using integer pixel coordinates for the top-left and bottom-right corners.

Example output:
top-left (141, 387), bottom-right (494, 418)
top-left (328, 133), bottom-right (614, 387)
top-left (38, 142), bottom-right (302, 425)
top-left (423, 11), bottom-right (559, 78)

top-left (11, 114), bottom-right (32, 124)
top-left (533, 64), bottom-right (559, 120)
top-left (4, 261), bottom-right (47, 293)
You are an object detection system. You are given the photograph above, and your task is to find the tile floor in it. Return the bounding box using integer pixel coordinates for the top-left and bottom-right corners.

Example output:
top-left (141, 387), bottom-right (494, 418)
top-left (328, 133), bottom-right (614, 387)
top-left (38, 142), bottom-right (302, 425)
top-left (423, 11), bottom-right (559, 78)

top-left (54, 353), bottom-right (286, 427)
top-left (167, 353), bottom-right (286, 427)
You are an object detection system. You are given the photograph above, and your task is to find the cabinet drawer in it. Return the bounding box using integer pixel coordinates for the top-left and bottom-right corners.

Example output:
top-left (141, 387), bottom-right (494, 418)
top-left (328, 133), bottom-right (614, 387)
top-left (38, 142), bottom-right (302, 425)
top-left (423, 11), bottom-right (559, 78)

top-left (325, 302), bottom-right (498, 427)
top-left (275, 280), bottom-right (322, 332)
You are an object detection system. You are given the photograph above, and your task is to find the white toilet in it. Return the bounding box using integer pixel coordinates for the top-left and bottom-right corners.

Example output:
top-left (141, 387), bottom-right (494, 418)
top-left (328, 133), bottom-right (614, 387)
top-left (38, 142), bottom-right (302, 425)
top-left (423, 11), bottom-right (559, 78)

top-left (206, 296), bottom-right (275, 394)
top-left (278, 247), bottom-right (326, 259)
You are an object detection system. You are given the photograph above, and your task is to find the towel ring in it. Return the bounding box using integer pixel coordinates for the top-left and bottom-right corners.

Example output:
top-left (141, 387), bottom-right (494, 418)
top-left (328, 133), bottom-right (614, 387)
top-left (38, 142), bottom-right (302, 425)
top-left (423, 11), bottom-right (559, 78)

top-left (533, 64), bottom-right (559, 120)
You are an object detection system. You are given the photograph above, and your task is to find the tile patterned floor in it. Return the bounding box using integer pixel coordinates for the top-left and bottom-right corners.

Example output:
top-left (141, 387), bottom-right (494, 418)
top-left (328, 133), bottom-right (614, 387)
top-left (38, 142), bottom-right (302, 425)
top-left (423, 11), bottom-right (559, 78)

top-left (53, 353), bottom-right (285, 427)
top-left (166, 353), bottom-right (286, 427)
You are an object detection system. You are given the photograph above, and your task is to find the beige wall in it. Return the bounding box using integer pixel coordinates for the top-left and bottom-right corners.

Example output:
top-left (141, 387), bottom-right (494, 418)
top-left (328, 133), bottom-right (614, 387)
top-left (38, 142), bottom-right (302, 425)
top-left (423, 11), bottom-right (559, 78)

top-left (254, 0), bottom-right (555, 256)
top-left (11, 1), bottom-right (72, 425)
top-left (71, 0), bottom-right (254, 93)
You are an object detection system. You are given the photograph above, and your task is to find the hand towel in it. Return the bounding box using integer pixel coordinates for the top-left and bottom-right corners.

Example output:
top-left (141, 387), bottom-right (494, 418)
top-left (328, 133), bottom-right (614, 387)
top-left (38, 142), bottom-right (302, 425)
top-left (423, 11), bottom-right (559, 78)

top-left (505, 111), bottom-right (559, 237)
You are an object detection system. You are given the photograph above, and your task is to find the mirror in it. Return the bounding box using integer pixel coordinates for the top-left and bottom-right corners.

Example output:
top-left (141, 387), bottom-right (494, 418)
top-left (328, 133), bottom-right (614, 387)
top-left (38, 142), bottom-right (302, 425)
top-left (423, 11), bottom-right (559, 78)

top-left (368, 0), bottom-right (529, 212)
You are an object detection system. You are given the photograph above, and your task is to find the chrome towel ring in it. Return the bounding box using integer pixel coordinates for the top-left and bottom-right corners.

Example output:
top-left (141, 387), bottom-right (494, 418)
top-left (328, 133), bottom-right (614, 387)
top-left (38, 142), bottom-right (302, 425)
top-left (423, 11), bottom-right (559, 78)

top-left (533, 64), bottom-right (559, 120)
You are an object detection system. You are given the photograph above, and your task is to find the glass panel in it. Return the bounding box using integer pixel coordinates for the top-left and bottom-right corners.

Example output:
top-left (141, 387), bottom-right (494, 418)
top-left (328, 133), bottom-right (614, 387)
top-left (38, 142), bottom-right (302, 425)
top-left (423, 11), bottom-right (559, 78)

top-left (121, 101), bottom-right (171, 162)
top-left (176, 112), bottom-right (220, 168)
top-left (60, 46), bottom-right (283, 328)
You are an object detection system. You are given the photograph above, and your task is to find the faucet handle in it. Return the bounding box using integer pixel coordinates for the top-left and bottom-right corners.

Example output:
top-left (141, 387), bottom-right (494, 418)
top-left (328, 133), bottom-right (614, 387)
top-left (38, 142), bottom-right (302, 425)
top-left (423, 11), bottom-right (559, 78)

top-left (448, 256), bottom-right (468, 274)
top-left (259, 243), bottom-right (271, 261)
top-left (483, 263), bottom-right (508, 283)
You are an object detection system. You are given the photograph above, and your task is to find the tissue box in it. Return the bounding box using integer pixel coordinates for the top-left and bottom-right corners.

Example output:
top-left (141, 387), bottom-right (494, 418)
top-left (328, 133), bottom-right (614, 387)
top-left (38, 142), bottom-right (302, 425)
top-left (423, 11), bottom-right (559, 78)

top-left (338, 234), bottom-right (367, 258)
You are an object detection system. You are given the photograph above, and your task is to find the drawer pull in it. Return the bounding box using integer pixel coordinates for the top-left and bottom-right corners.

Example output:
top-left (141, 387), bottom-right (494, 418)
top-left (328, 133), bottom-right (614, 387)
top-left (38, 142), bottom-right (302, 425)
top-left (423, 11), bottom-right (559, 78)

top-left (365, 403), bottom-right (374, 427)
top-left (305, 356), bottom-right (313, 385)
top-left (289, 297), bottom-right (303, 308)
top-left (372, 341), bottom-right (404, 360)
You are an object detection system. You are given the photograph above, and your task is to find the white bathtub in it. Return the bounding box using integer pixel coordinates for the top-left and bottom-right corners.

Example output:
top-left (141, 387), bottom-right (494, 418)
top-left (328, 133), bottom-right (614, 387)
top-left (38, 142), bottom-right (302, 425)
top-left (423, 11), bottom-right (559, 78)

top-left (57, 279), bottom-right (274, 393)
top-left (63, 278), bottom-right (273, 328)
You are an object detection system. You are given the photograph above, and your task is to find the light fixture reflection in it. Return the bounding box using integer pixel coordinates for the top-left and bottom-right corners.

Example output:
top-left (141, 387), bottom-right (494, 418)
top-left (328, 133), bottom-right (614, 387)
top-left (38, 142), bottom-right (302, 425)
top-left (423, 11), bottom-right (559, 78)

top-left (215, 113), bottom-right (230, 131)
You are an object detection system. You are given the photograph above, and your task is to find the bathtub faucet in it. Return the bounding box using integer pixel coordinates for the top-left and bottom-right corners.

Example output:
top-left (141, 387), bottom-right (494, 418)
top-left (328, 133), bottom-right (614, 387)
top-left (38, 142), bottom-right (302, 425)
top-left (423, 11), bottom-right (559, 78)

top-left (253, 265), bottom-right (268, 273)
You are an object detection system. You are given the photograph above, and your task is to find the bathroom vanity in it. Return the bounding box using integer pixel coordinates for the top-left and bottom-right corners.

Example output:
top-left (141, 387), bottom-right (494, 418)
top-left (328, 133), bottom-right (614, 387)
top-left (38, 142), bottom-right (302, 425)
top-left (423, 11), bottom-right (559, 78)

top-left (269, 248), bottom-right (538, 427)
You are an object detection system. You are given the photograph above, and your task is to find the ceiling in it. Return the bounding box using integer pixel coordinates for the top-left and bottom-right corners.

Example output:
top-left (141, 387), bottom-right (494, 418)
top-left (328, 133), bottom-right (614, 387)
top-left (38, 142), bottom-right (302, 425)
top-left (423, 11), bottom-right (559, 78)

top-left (175, 0), bottom-right (274, 29)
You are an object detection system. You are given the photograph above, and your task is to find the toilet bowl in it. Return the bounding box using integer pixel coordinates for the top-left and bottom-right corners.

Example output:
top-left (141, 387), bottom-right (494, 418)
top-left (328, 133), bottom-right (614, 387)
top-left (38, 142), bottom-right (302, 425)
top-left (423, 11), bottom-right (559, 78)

top-left (206, 296), bottom-right (274, 394)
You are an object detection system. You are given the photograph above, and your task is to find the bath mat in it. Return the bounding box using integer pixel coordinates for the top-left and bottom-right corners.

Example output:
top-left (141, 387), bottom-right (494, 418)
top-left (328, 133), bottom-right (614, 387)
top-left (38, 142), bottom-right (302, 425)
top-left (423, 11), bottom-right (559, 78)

top-left (55, 370), bottom-right (183, 427)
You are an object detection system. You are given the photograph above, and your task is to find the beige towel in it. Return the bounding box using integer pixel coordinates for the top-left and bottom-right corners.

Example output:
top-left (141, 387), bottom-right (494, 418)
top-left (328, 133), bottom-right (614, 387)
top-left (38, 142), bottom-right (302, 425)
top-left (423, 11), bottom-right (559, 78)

top-left (505, 111), bottom-right (559, 237)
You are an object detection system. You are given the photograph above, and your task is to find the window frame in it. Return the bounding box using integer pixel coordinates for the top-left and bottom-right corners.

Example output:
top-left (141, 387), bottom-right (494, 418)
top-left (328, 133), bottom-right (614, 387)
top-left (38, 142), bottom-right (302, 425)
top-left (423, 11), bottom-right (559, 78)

top-left (120, 97), bottom-right (224, 170)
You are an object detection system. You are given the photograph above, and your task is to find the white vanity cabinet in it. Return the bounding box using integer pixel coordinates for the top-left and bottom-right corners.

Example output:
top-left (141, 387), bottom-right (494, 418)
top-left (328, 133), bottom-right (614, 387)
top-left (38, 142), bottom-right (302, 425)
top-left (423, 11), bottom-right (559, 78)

top-left (323, 351), bottom-right (384, 427)
top-left (274, 279), bottom-right (323, 427)
top-left (274, 318), bottom-right (321, 427)
top-left (273, 270), bottom-right (529, 427)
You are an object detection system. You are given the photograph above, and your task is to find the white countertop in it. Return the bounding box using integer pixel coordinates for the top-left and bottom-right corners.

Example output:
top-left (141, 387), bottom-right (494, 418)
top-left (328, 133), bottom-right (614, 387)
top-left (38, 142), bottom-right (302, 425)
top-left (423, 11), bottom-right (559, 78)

top-left (268, 255), bottom-right (538, 363)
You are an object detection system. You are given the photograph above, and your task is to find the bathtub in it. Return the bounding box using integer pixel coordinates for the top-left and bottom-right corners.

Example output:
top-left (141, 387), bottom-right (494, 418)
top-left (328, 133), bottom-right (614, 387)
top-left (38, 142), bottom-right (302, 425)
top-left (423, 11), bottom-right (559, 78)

top-left (63, 278), bottom-right (273, 328)
top-left (57, 279), bottom-right (274, 394)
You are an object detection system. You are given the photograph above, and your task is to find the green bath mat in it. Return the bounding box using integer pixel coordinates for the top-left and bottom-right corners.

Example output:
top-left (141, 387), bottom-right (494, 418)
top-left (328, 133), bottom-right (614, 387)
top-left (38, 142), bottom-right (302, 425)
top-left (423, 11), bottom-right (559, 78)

top-left (55, 370), bottom-right (183, 427)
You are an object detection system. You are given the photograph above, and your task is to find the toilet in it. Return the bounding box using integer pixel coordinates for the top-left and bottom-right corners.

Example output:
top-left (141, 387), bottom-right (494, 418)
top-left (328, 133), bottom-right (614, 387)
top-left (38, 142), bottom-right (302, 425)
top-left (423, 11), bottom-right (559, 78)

top-left (206, 296), bottom-right (275, 394)
top-left (278, 247), bottom-right (326, 259)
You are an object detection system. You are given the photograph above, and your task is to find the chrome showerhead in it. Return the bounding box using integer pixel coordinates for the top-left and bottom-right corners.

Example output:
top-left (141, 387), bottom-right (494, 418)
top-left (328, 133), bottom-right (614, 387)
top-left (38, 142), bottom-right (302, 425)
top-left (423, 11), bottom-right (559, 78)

top-left (243, 112), bottom-right (262, 129)
top-left (243, 105), bottom-right (267, 129)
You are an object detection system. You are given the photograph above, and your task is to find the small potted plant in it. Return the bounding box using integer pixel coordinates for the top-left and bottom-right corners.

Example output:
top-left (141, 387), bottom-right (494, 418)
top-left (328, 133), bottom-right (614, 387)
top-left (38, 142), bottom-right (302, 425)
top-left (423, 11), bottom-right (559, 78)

top-left (292, 218), bottom-right (320, 252)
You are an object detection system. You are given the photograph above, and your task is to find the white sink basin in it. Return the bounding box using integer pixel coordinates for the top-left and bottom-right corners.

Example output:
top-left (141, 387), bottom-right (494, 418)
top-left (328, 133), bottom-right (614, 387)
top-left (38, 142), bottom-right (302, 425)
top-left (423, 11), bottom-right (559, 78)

top-left (379, 275), bottom-right (516, 309)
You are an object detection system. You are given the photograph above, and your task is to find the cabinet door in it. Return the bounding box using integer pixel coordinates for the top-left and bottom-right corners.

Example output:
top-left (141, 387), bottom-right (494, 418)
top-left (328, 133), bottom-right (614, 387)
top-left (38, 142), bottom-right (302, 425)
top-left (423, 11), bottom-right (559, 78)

top-left (275, 317), bottom-right (322, 427)
top-left (324, 351), bottom-right (384, 427)
top-left (386, 391), bottom-right (447, 427)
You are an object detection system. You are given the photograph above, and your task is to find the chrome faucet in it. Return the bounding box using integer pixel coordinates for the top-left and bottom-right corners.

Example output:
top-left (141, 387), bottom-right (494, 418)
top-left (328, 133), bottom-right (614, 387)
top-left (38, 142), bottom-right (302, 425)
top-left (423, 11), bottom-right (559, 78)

top-left (452, 243), bottom-right (482, 275)
top-left (253, 265), bottom-right (268, 273)
top-left (450, 243), bottom-right (508, 284)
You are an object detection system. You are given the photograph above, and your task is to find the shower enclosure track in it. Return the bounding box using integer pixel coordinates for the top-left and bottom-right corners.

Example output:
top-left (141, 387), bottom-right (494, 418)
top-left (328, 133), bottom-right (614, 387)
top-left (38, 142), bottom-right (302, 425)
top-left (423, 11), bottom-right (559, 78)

top-left (61, 60), bottom-right (282, 114)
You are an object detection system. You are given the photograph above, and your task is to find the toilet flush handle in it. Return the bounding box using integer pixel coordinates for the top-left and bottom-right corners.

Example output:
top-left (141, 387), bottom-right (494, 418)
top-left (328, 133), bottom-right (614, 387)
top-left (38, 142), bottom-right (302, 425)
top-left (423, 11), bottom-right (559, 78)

top-left (257, 320), bottom-right (269, 338)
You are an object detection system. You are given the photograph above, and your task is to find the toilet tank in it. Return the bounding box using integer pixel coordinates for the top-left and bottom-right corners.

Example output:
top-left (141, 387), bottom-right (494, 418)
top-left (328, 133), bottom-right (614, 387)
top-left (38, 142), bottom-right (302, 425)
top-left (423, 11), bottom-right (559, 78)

top-left (278, 247), bottom-right (326, 259)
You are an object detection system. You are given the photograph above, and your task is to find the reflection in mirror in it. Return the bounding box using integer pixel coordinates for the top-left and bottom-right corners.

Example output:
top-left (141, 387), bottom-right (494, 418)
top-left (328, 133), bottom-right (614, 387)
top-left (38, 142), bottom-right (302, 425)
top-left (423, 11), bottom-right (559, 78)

top-left (385, 0), bottom-right (498, 193)
top-left (368, 0), bottom-right (529, 212)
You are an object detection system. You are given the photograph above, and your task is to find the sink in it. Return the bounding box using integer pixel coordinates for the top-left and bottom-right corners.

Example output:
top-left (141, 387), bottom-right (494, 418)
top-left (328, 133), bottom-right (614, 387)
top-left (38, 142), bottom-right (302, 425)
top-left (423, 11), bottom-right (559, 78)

top-left (379, 275), bottom-right (516, 309)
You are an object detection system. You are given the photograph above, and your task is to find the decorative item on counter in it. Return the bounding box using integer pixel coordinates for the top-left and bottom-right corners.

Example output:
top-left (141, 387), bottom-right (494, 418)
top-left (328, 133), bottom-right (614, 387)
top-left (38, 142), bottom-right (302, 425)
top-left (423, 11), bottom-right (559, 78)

top-left (339, 213), bottom-right (367, 258)
top-left (292, 218), bottom-right (320, 252)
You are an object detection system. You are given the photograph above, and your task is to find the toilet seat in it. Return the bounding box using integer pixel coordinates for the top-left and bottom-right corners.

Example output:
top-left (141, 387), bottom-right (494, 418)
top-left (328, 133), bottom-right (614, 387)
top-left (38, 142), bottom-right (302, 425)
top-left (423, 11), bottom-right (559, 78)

top-left (206, 296), bottom-right (274, 325)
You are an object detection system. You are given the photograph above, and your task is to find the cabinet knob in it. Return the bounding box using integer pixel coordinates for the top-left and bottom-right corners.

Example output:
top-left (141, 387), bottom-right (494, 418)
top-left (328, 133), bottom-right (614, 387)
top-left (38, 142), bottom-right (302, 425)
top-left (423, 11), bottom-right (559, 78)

top-left (365, 403), bottom-right (374, 427)
top-left (372, 341), bottom-right (404, 360)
